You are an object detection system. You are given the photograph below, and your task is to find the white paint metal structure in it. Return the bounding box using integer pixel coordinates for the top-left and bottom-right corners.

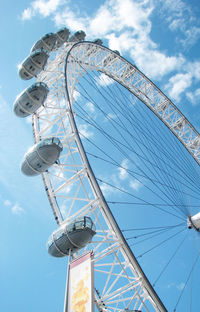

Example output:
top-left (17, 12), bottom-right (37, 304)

top-left (30, 41), bottom-right (200, 311)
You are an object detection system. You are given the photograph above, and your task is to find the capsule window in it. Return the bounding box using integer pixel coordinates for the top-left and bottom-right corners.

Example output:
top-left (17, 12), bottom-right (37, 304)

top-left (33, 95), bottom-right (39, 101)
top-left (29, 65), bottom-right (35, 72)
top-left (75, 220), bottom-right (84, 230)
top-left (67, 223), bottom-right (74, 233)
top-left (47, 237), bottom-right (53, 248)
top-left (54, 229), bottom-right (63, 240)
top-left (85, 217), bottom-right (92, 228)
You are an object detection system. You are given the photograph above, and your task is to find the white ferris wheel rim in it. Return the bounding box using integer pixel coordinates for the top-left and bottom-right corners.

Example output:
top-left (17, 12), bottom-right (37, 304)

top-left (32, 41), bottom-right (200, 312)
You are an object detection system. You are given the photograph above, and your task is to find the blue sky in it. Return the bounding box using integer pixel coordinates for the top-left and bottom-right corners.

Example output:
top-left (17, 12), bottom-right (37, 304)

top-left (0, 0), bottom-right (200, 311)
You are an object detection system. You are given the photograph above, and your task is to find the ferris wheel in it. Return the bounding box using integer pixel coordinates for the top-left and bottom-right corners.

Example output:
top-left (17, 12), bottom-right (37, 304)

top-left (15, 28), bottom-right (200, 312)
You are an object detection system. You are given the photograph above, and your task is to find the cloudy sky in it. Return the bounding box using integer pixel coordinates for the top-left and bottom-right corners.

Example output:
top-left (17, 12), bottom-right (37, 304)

top-left (0, 0), bottom-right (200, 311)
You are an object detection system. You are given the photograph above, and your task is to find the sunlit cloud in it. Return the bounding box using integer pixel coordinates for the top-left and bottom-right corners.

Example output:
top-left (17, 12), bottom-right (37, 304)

top-left (72, 90), bottom-right (81, 102)
top-left (165, 72), bottom-right (192, 102)
top-left (159, 0), bottom-right (200, 49)
top-left (21, 0), bottom-right (65, 20)
top-left (118, 159), bottom-right (129, 180)
top-left (167, 281), bottom-right (185, 291)
top-left (100, 182), bottom-right (114, 197)
top-left (95, 73), bottom-right (114, 87)
top-left (4, 200), bottom-right (11, 207)
top-left (104, 113), bottom-right (117, 122)
top-left (85, 102), bottom-right (95, 114)
top-left (186, 89), bottom-right (200, 106)
top-left (78, 124), bottom-right (93, 139)
top-left (176, 282), bottom-right (185, 291)
top-left (11, 203), bottom-right (25, 215)
top-left (21, 8), bottom-right (33, 20)
top-left (20, 0), bottom-right (200, 102)
top-left (54, 7), bottom-right (87, 31)
top-left (129, 179), bottom-right (142, 192)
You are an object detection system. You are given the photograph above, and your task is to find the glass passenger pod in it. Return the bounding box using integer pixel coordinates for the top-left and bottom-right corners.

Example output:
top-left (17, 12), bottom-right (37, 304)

top-left (31, 33), bottom-right (57, 52)
top-left (13, 82), bottom-right (49, 117)
top-left (21, 137), bottom-right (63, 176)
top-left (18, 49), bottom-right (49, 80)
top-left (55, 27), bottom-right (70, 48)
top-left (69, 30), bottom-right (86, 42)
top-left (93, 39), bottom-right (103, 45)
top-left (47, 216), bottom-right (96, 257)
top-left (113, 50), bottom-right (120, 56)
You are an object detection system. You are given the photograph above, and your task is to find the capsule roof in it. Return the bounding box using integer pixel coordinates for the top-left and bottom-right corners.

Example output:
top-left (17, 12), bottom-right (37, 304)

top-left (18, 49), bottom-right (49, 80)
top-left (69, 30), bottom-right (86, 42)
top-left (113, 50), bottom-right (120, 56)
top-left (31, 32), bottom-right (57, 52)
top-left (55, 27), bottom-right (70, 48)
top-left (93, 39), bottom-right (103, 45)
top-left (14, 82), bottom-right (49, 117)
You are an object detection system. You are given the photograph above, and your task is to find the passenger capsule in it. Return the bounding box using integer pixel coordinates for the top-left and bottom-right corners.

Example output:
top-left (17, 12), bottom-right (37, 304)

top-left (113, 50), bottom-right (120, 56)
top-left (93, 39), bottom-right (103, 45)
top-left (21, 137), bottom-right (63, 176)
top-left (31, 32), bottom-right (57, 52)
top-left (69, 30), bottom-right (86, 42)
top-left (18, 49), bottom-right (49, 80)
top-left (47, 217), bottom-right (96, 257)
top-left (55, 27), bottom-right (70, 48)
top-left (13, 82), bottom-right (49, 117)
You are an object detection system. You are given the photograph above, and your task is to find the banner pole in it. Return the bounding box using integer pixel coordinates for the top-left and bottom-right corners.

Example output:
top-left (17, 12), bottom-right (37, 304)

top-left (63, 249), bottom-right (71, 312)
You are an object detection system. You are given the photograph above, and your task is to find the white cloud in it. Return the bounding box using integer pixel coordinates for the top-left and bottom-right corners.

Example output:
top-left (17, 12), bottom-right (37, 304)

top-left (54, 9), bottom-right (87, 32)
top-left (130, 44), bottom-right (185, 80)
top-left (21, 0), bottom-right (183, 80)
top-left (164, 61), bottom-right (200, 102)
top-left (20, 0), bottom-right (200, 99)
top-left (130, 179), bottom-right (142, 191)
top-left (11, 203), bottom-right (25, 215)
top-left (186, 88), bottom-right (200, 106)
top-left (72, 89), bottom-right (80, 102)
top-left (167, 281), bottom-right (185, 291)
top-left (104, 113), bottom-right (117, 122)
top-left (165, 72), bottom-right (192, 102)
top-left (118, 159), bottom-right (129, 180)
top-left (105, 30), bottom-right (185, 80)
top-left (21, 0), bottom-right (64, 20)
top-left (180, 27), bottom-right (200, 49)
top-left (21, 8), bottom-right (33, 20)
top-left (159, 0), bottom-right (200, 49)
top-left (100, 182), bottom-right (114, 197)
top-left (4, 200), bottom-right (11, 206)
top-left (95, 73), bottom-right (114, 87)
top-left (176, 282), bottom-right (185, 291)
top-left (88, 5), bottom-right (116, 36)
top-left (78, 124), bottom-right (93, 139)
top-left (85, 102), bottom-right (95, 113)
top-left (187, 61), bottom-right (200, 80)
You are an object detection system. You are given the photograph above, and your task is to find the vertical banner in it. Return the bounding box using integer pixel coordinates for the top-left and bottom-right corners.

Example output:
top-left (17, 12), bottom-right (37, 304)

top-left (67, 252), bottom-right (94, 312)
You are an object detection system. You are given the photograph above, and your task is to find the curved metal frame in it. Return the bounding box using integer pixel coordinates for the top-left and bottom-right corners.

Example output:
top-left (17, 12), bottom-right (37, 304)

top-left (32, 41), bottom-right (200, 312)
top-left (64, 44), bottom-right (167, 312)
